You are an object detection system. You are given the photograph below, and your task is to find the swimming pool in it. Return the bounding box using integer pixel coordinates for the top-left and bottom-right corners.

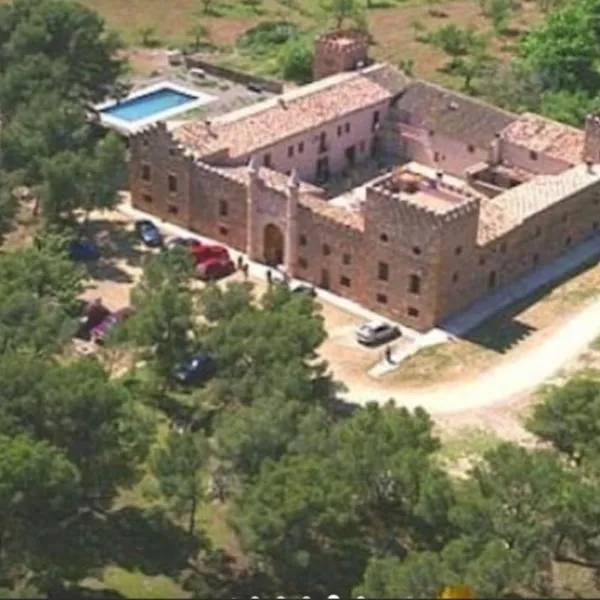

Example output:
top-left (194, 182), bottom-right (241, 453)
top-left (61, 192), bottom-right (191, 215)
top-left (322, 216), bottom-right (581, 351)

top-left (95, 82), bottom-right (216, 133)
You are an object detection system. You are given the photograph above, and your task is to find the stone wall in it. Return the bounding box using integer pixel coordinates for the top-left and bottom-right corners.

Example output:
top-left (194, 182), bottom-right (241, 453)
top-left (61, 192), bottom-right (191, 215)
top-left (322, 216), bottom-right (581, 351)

top-left (184, 54), bottom-right (283, 94)
top-left (295, 204), bottom-right (365, 298)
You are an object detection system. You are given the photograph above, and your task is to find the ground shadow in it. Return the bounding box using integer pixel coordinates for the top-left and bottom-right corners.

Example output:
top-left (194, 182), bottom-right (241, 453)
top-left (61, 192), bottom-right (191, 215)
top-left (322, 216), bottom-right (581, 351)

top-left (83, 218), bottom-right (148, 283)
top-left (446, 255), bottom-right (600, 353)
top-left (36, 505), bottom-right (205, 585)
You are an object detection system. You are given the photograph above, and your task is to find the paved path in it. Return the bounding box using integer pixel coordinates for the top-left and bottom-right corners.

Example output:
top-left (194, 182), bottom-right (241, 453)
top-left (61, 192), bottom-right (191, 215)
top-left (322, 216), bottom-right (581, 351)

top-left (343, 295), bottom-right (600, 414)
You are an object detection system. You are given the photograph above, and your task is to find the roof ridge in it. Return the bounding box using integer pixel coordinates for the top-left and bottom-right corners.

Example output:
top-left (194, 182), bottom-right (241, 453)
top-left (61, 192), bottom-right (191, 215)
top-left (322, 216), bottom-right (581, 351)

top-left (409, 79), bottom-right (518, 119)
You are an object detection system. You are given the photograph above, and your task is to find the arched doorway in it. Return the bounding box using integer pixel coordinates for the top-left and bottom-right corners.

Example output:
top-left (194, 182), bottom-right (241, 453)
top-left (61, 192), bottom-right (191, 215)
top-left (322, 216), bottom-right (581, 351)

top-left (263, 223), bottom-right (284, 266)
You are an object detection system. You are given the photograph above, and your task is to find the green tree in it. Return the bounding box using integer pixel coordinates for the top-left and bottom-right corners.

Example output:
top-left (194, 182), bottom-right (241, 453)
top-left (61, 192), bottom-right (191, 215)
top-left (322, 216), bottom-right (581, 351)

top-left (204, 282), bottom-right (329, 405)
top-left (320, 0), bottom-right (364, 29)
top-left (0, 354), bottom-right (154, 506)
top-left (518, 0), bottom-right (600, 92)
top-left (0, 434), bottom-right (80, 579)
top-left (0, 0), bottom-right (124, 111)
top-left (487, 0), bottom-right (511, 34)
top-left (280, 38), bottom-right (314, 84)
top-left (116, 247), bottom-right (198, 389)
top-left (527, 377), bottom-right (600, 466)
top-left (152, 430), bottom-right (209, 534)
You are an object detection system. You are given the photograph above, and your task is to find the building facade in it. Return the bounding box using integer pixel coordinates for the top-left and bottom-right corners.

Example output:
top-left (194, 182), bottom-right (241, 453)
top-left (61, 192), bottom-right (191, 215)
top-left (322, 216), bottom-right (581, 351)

top-left (129, 31), bottom-right (600, 332)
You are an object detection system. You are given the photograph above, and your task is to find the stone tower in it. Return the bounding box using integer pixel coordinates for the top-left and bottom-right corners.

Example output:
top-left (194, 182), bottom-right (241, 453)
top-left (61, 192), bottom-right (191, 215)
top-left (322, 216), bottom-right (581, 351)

top-left (284, 168), bottom-right (300, 276)
top-left (312, 29), bottom-right (369, 81)
top-left (583, 113), bottom-right (600, 162)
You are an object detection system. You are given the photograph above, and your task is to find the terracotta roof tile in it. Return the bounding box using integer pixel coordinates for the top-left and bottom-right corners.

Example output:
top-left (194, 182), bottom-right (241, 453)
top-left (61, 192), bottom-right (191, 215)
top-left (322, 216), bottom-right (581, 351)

top-left (477, 163), bottom-right (600, 244)
top-left (392, 81), bottom-right (517, 148)
top-left (499, 113), bottom-right (584, 164)
top-left (172, 65), bottom-right (394, 159)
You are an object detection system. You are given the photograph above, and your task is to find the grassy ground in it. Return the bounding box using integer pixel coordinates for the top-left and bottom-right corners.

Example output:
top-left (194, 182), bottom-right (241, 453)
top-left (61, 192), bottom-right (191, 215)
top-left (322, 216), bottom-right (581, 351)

top-left (0, 0), bottom-right (544, 89)
top-left (386, 255), bottom-right (600, 387)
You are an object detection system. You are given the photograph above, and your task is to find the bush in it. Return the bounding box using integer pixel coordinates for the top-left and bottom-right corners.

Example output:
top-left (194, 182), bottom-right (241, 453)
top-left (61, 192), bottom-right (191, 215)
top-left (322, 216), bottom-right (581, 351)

top-left (236, 21), bottom-right (299, 55)
top-left (280, 38), bottom-right (314, 84)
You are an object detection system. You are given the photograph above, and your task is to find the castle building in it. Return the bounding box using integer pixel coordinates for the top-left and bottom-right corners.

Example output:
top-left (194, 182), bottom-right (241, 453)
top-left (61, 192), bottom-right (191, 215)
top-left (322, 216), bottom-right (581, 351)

top-left (129, 30), bottom-right (600, 332)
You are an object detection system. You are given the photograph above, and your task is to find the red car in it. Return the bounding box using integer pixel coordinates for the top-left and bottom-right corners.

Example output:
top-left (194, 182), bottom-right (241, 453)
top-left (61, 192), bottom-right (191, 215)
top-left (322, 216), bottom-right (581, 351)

top-left (196, 257), bottom-right (235, 281)
top-left (190, 243), bottom-right (229, 265)
top-left (90, 307), bottom-right (132, 343)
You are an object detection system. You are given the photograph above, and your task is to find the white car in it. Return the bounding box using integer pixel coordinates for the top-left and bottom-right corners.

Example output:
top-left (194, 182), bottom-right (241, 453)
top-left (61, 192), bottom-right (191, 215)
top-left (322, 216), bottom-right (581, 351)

top-left (356, 320), bottom-right (401, 346)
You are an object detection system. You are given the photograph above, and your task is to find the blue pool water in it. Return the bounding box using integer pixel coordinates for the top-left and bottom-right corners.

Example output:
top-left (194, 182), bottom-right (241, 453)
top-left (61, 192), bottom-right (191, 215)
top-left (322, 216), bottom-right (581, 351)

top-left (102, 87), bottom-right (200, 122)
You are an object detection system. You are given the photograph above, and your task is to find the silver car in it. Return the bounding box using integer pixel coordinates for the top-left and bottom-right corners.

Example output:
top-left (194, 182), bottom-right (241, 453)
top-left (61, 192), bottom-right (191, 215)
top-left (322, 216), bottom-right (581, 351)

top-left (356, 320), bottom-right (401, 346)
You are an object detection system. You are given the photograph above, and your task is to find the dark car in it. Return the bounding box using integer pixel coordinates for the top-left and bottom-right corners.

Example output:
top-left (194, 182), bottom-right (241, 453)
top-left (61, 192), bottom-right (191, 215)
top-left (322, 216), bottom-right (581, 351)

top-left (291, 283), bottom-right (317, 297)
top-left (135, 219), bottom-right (163, 247)
top-left (356, 320), bottom-right (401, 346)
top-left (68, 239), bottom-right (100, 261)
top-left (196, 257), bottom-right (235, 281)
top-left (90, 307), bottom-right (132, 343)
top-left (172, 353), bottom-right (216, 386)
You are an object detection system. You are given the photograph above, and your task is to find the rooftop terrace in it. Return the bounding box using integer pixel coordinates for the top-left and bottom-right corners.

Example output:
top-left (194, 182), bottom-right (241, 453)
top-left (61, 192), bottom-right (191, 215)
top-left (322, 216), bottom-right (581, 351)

top-left (372, 162), bottom-right (482, 215)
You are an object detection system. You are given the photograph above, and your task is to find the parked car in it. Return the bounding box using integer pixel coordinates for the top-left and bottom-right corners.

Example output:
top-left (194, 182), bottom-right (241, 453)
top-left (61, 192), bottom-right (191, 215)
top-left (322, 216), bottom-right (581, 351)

top-left (196, 257), bottom-right (235, 281)
top-left (165, 236), bottom-right (197, 250)
top-left (68, 238), bottom-right (100, 261)
top-left (190, 243), bottom-right (229, 265)
top-left (291, 283), bottom-right (317, 297)
top-left (90, 307), bottom-right (132, 343)
top-left (75, 299), bottom-right (111, 340)
top-left (135, 219), bottom-right (163, 247)
top-left (356, 320), bottom-right (401, 346)
top-left (172, 353), bottom-right (217, 386)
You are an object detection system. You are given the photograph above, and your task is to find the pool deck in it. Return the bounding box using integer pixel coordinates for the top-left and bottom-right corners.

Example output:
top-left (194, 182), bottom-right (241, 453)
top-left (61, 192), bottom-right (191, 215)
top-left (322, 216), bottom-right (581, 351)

top-left (95, 71), bottom-right (277, 135)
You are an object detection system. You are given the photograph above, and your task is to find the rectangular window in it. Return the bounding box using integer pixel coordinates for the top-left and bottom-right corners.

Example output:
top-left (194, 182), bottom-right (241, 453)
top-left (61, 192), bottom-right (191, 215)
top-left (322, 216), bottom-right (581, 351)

top-left (142, 194), bottom-right (152, 203)
top-left (141, 164), bottom-right (151, 182)
top-left (299, 234), bottom-right (307, 246)
top-left (298, 142), bottom-right (304, 153)
top-left (337, 125), bottom-right (342, 137)
top-left (322, 244), bottom-right (331, 256)
top-left (467, 144), bottom-right (475, 153)
top-left (340, 276), bottom-right (351, 287)
top-left (168, 205), bottom-right (178, 215)
top-left (407, 307), bottom-right (419, 317)
top-left (264, 153), bottom-right (272, 167)
top-left (219, 225), bottom-right (228, 236)
top-left (345, 122), bottom-right (351, 134)
top-left (376, 293), bottom-right (387, 304)
top-left (342, 253), bottom-right (351, 265)
top-left (219, 200), bottom-right (228, 217)
top-left (288, 145), bottom-right (294, 157)
top-left (168, 174), bottom-right (177, 193)
top-left (409, 274), bottom-right (421, 294)
top-left (378, 261), bottom-right (389, 281)
top-left (299, 257), bottom-right (308, 268)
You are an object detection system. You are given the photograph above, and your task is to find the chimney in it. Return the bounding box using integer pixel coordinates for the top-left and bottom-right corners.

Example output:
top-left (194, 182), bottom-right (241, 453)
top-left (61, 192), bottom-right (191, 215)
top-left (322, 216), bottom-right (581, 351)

top-left (586, 159), bottom-right (594, 174)
top-left (491, 132), bottom-right (502, 165)
top-left (287, 168), bottom-right (300, 189)
top-left (248, 154), bottom-right (259, 177)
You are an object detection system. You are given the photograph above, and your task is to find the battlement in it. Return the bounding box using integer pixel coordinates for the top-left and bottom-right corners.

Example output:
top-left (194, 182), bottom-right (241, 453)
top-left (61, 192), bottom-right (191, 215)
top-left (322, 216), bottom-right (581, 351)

top-left (368, 166), bottom-right (481, 225)
top-left (312, 28), bottom-right (370, 80)
top-left (314, 29), bottom-right (368, 55)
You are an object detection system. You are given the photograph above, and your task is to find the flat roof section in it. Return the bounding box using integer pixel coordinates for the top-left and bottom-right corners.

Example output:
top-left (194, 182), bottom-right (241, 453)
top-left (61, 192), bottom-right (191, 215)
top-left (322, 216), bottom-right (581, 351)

top-left (372, 162), bottom-right (481, 215)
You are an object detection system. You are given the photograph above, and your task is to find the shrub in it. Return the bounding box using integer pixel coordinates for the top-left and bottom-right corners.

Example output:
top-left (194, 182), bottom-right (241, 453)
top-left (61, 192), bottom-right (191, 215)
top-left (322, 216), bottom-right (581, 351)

top-left (236, 21), bottom-right (299, 55)
top-left (280, 38), bottom-right (314, 84)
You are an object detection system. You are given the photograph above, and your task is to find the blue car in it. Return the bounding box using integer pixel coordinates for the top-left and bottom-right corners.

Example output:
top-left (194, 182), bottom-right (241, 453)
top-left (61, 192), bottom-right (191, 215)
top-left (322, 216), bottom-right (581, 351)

top-left (68, 239), bottom-right (100, 261)
top-left (135, 219), bottom-right (163, 247)
top-left (172, 353), bottom-right (216, 386)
